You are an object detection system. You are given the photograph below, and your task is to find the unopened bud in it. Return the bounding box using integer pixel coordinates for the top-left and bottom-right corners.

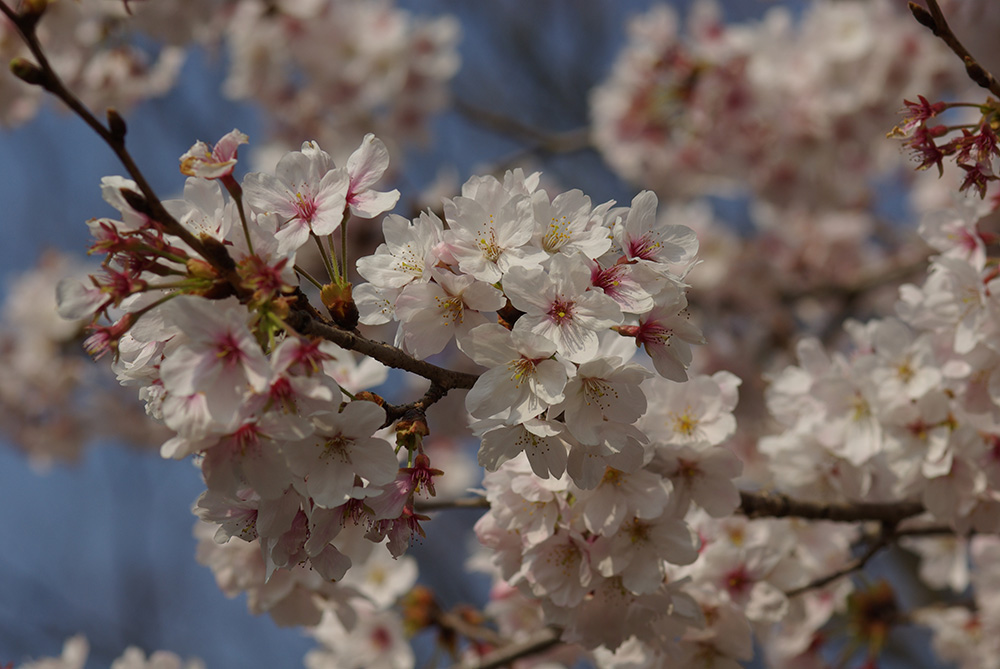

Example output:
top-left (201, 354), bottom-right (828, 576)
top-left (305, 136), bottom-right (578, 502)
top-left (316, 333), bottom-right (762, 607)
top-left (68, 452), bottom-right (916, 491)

top-left (9, 58), bottom-right (45, 86)
top-left (107, 108), bottom-right (127, 142)
top-left (18, 0), bottom-right (49, 28)
top-left (908, 2), bottom-right (937, 33)
top-left (965, 59), bottom-right (994, 92)
top-left (186, 258), bottom-right (217, 280)
top-left (400, 585), bottom-right (436, 634)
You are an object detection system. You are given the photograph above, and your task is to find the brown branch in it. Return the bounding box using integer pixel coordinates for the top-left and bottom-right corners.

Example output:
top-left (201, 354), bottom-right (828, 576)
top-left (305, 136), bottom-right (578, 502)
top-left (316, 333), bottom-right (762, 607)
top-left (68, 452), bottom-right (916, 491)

top-left (383, 382), bottom-right (449, 426)
top-left (414, 496), bottom-right (490, 512)
top-left (911, 0), bottom-right (1000, 97)
top-left (738, 491), bottom-right (924, 524)
top-left (417, 492), bottom-right (926, 525)
top-left (1, 3), bottom-right (482, 398)
top-left (785, 525), bottom-right (895, 598)
top-left (456, 627), bottom-right (563, 669)
top-left (777, 254), bottom-right (930, 305)
top-left (894, 525), bottom-right (965, 538)
top-left (435, 609), bottom-right (505, 648)
top-left (286, 310), bottom-right (479, 391)
top-left (453, 99), bottom-right (592, 155)
top-left (0, 1), bottom-right (240, 285)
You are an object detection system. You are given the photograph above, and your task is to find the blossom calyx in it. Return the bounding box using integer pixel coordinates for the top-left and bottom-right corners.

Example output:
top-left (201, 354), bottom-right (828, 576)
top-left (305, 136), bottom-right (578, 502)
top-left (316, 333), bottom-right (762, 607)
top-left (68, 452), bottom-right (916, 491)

top-left (396, 409), bottom-right (430, 452)
top-left (321, 280), bottom-right (359, 330)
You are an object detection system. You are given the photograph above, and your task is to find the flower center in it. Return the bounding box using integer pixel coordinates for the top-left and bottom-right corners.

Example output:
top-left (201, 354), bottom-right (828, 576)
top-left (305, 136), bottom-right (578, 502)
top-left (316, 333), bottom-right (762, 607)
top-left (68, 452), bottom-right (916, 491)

top-left (548, 298), bottom-right (575, 324)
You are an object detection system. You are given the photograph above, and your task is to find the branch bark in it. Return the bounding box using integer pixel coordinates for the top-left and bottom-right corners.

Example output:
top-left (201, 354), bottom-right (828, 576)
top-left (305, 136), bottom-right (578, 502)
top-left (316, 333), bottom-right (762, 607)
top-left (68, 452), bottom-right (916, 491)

top-left (286, 310), bottom-right (479, 391)
top-left (457, 626), bottom-right (563, 669)
top-left (739, 491), bottom-right (925, 524)
top-left (912, 0), bottom-right (1000, 97)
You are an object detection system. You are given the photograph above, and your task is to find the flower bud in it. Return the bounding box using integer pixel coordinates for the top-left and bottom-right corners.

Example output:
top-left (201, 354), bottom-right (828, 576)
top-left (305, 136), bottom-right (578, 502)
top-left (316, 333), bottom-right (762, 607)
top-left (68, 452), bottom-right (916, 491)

top-left (107, 108), bottom-right (127, 142)
top-left (9, 58), bottom-right (45, 86)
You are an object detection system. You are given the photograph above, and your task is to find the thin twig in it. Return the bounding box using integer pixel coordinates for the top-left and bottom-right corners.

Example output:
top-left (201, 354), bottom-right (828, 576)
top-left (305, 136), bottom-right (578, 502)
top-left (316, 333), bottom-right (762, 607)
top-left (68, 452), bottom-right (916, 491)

top-left (0, 1), bottom-right (240, 284)
top-left (435, 609), bottom-right (505, 648)
top-left (383, 383), bottom-right (450, 426)
top-left (414, 496), bottom-right (490, 512)
top-left (453, 99), bottom-right (592, 154)
top-left (287, 310), bottom-right (480, 391)
top-left (785, 526), bottom-right (895, 598)
top-left (457, 627), bottom-right (563, 669)
top-left (911, 0), bottom-right (1000, 97)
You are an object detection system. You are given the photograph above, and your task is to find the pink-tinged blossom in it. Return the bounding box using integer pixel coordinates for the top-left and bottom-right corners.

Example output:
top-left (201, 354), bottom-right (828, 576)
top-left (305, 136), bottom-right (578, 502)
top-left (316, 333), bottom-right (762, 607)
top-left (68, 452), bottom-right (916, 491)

top-left (615, 190), bottom-right (699, 272)
top-left (566, 437), bottom-right (646, 490)
top-left (505, 253), bottom-right (624, 364)
top-left (482, 456), bottom-right (566, 545)
top-left (242, 140), bottom-right (349, 254)
top-left (641, 371), bottom-right (740, 446)
top-left (514, 529), bottom-right (593, 608)
top-left (179, 128), bottom-right (249, 181)
top-left (98, 175), bottom-right (149, 232)
top-left (306, 603), bottom-right (415, 669)
top-left (56, 275), bottom-right (108, 321)
top-left (592, 514), bottom-right (700, 594)
top-left (157, 296), bottom-right (272, 430)
top-left (344, 133), bottom-right (400, 218)
top-left (571, 466), bottom-right (672, 535)
top-left (443, 174), bottom-right (547, 283)
top-left (265, 337), bottom-right (340, 426)
top-left (697, 543), bottom-right (789, 624)
top-left (194, 488), bottom-right (261, 544)
top-left (476, 417), bottom-right (571, 479)
top-left (652, 445), bottom-right (744, 517)
top-left (200, 414), bottom-right (305, 500)
top-left (459, 323), bottom-right (568, 424)
top-left (557, 356), bottom-right (651, 446)
top-left (589, 258), bottom-right (670, 314)
top-left (284, 400), bottom-right (398, 508)
top-left (354, 282), bottom-right (400, 326)
top-left (532, 189), bottom-right (612, 259)
top-left (366, 505), bottom-right (431, 558)
top-left (918, 196), bottom-right (995, 269)
top-left (356, 211), bottom-right (444, 289)
top-left (163, 177), bottom-right (231, 242)
top-left (624, 293), bottom-right (706, 381)
top-left (395, 267), bottom-right (505, 359)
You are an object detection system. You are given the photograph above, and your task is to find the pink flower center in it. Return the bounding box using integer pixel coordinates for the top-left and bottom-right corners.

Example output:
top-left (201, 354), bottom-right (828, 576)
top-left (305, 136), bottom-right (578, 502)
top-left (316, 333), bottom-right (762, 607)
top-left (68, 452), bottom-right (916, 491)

top-left (293, 192), bottom-right (319, 223)
top-left (626, 234), bottom-right (661, 261)
top-left (547, 298), bottom-right (575, 324)
top-left (723, 564), bottom-right (753, 598)
top-left (214, 332), bottom-right (246, 367)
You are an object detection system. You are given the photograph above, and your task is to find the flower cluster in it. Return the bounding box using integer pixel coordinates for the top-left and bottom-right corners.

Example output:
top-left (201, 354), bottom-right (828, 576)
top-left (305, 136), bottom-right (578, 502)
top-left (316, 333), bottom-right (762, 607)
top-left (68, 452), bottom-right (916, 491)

top-left (760, 194), bottom-right (1000, 533)
top-left (1, 0), bottom-right (459, 157)
top-left (14, 634), bottom-right (204, 669)
top-left (354, 172), bottom-right (711, 480)
top-left (1, 0), bottom-right (186, 126)
top-left (471, 369), bottom-right (745, 655)
top-left (220, 0), bottom-right (459, 155)
top-left (590, 0), bottom-right (962, 209)
top-left (891, 95), bottom-right (1000, 198)
top-left (0, 250), bottom-right (166, 466)
top-left (55, 131), bottom-right (463, 607)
